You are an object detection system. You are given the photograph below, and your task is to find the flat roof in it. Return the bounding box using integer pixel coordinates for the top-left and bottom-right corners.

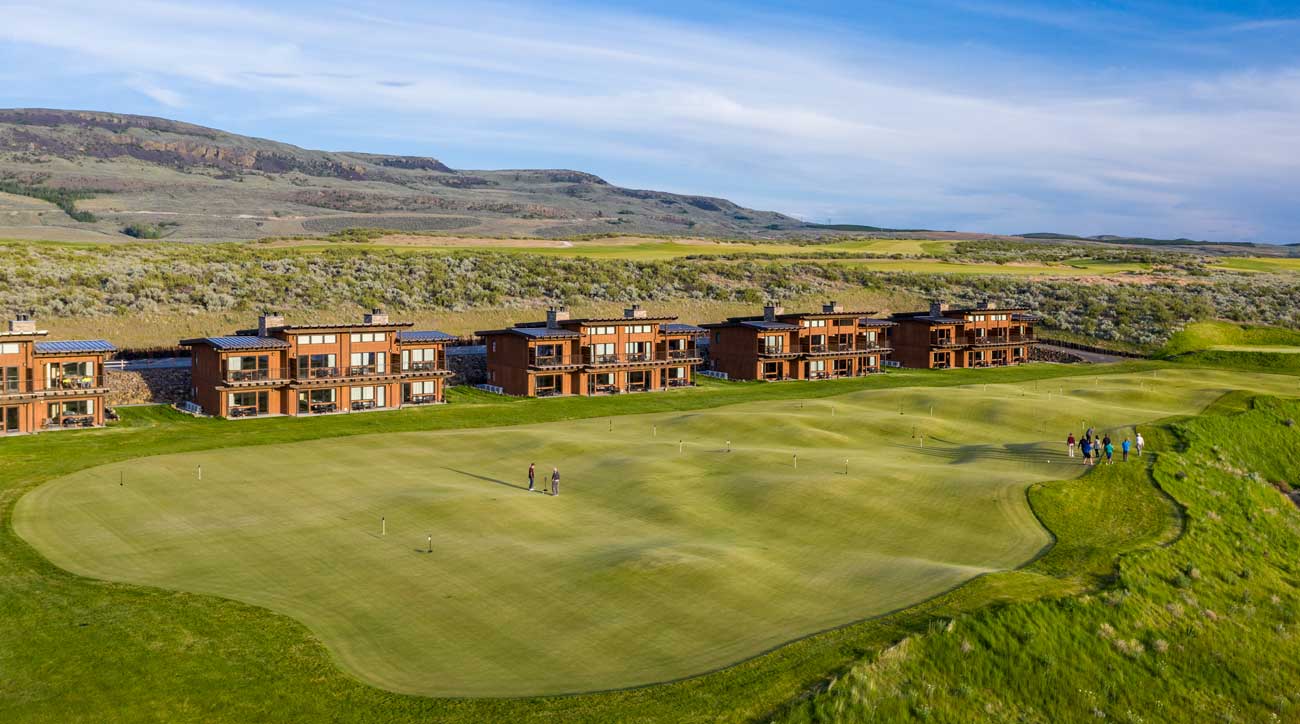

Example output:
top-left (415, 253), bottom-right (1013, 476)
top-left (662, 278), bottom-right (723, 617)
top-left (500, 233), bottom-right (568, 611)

top-left (0, 329), bottom-right (48, 338)
top-left (180, 335), bottom-right (292, 350)
top-left (33, 339), bottom-right (116, 354)
top-left (568, 315), bottom-right (678, 324)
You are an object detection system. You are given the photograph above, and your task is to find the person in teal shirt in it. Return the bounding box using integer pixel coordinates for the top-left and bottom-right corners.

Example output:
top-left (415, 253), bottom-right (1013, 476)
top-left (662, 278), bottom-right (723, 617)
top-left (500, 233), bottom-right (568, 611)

top-left (1104, 441), bottom-right (1115, 464)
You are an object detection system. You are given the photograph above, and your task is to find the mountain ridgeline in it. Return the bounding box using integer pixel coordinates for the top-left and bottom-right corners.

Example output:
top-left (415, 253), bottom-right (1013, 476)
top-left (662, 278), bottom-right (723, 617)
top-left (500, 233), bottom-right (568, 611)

top-left (0, 108), bottom-right (800, 241)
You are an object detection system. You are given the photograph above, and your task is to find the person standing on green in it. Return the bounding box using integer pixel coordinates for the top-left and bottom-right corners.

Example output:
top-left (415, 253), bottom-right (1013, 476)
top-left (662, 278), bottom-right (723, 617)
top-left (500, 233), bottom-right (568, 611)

top-left (1121, 438), bottom-right (1131, 462)
top-left (551, 467), bottom-right (560, 496)
top-left (1104, 441), bottom-right (1115, 464)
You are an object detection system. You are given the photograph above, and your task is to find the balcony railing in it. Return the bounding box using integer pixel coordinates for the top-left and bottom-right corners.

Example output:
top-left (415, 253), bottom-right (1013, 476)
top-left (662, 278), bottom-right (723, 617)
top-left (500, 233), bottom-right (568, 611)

top-left (291, 366), bottom-right (394, 381)
top-left (664, 348), bottom-right (702, 360)
top-left (2, 376), bottom-right (109, 395)
top-left (225, 368), bottom-right (286, 383)
top-left (583, 351), bottom-right (657, 366)
top-left (801, 341), bottom-right (889, 355)
top-left (406, 360), bottom-right (442, 372)
top-left (405, 393), bottom-right (442, 405)
top-left (529, 353), bottom-right (580, 368)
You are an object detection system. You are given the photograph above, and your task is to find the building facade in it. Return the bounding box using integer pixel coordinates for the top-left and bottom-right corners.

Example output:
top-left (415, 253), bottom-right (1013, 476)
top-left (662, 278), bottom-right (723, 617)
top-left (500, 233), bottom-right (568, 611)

top-left (702, 302), bottom-right (894, 381)
top-left (889, 301), bottom-right (1038, 369)
top-left (0, 314), bottom-right (115, 435)
top-left (478, 306), bottom-right (705, 397)
top-left (181, 310), bottom-right (455, 418)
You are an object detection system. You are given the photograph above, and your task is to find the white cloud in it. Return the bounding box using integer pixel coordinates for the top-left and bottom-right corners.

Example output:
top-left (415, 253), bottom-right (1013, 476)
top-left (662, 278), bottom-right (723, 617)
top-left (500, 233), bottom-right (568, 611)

top-left (0, 0), bottom-right (1297, 240)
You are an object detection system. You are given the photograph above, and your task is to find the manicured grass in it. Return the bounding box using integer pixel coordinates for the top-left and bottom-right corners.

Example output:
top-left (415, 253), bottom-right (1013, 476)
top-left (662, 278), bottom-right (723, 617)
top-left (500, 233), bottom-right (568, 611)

top-left (774, 396), bottom-right (1300, 723)
top-left (821, 259), bottom-right (1148, 276)
top-left (1161, 320), bottom-right (1300, 357)
top-left (1209, 256), bottom-right (1300, 274)
top-left (3, 363), bottom-right (1298, 722)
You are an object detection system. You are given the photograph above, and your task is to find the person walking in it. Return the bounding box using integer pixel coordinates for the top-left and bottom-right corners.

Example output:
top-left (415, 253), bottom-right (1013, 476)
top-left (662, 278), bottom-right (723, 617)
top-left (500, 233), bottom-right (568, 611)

top-left (551, 467), bottom-right (560, 496)
top-left (1104, 441), bottom-right (1114, 465)
top-left (1081, 438), bottom-right (1092, 466)
top-left (1102, 433), bottom-right (1111, 449)
top-left (1067, 433), bottom-right (1076, 458)
top-left (1121, 438), bottom-right (1131, 462)
top-left (527, 462), bottom-right (536, 491)
top-left (1086, 426), bottom-right (1095, 443)
top-left (1136, 431), bottom-right (1145, 457)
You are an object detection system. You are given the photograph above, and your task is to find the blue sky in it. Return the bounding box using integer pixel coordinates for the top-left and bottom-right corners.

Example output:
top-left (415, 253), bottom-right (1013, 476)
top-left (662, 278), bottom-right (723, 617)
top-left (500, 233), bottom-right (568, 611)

top-left (2, 0), bottom-right (1298, 241)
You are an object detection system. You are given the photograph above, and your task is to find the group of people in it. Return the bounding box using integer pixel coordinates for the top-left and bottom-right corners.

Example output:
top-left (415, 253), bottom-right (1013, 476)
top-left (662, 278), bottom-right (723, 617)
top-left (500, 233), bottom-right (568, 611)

top-left (1066, 427), bottom-right (1144, 466)
top-left (527, 463), bottom-right (560, 495)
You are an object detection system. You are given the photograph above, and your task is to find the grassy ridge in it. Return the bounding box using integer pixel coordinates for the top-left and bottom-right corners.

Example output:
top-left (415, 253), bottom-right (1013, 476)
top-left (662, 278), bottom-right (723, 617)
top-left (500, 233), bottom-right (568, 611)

top-left (1161, 321), bottom-right (1300, 357)
top-left (774, 396), bottom-right (1300, 723)
top-left (0, 362), bottom-right (1295, 723)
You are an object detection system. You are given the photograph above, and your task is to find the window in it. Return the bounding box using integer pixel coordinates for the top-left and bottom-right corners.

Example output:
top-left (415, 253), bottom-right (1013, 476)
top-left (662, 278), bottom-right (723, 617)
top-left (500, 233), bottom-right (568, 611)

top-left (591, 343), bottom-right (615, 362)
top-left (228, 391), bottom-right (268, 414)
top-left (808, 360), bottom-right (826, 374)
top-left (1, 367), bottom-right (18, 393)
top-left (402, 348), bottom-right (438, 370)
top-left (714, 332), bottom-right (722, 344)
top-left (2, 406), bottom-right (18, 432)
top-left (226, 355), bottom-right (270, 380)
top-left (349, 351), bottom-right (384, 374)
top-left (298, 389), bottom-right (337, 413)
top-left (802, 319), bottom-right (826, 328)
top-left (761, 336), bottom-right (784, 353)
top-left (297, 354), bottom-right (337, 377)
top-left (297, 334), bottom-right (337, 345)
top-left (623, 324), bottom-right (651, 334)
top-left (585, 326), bottom-right (615, 336)
top-left (0, 343), bottom-right (19, 355)
top-left (349, 386), bottom-right (385, 406)
top-left (667, 367), bottom-right (684, 379)
top-left (350, 332), bottom-right (386, 343)
top-left (49, 399), bottom-right (93, 417)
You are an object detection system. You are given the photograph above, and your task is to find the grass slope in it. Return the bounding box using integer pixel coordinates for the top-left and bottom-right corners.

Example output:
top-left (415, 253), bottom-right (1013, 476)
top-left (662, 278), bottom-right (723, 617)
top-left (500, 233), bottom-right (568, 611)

top-left (1161, 321), bottom-right (1300, 357)
top-left (2, 363), bottom-right (1297, 722)
top-left (774, 395), bottom-right (1300, 723)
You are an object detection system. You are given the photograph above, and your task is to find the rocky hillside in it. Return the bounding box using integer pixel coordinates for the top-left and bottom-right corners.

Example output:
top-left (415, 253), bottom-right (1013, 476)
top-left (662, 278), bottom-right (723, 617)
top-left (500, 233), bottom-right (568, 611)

top-left (0, 108), bottom-right (799, 242)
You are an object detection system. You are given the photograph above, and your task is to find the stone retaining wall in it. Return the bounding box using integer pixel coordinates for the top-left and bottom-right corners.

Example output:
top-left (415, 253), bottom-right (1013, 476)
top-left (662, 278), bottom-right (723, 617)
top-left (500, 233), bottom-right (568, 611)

top-left (106, 369), bottom-right (190, 406)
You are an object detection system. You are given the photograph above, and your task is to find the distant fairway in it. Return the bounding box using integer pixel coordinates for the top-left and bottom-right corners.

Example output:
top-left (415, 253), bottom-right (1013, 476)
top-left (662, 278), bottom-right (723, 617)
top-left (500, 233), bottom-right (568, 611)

top-left (15, 370), bottom-right (1289, 698)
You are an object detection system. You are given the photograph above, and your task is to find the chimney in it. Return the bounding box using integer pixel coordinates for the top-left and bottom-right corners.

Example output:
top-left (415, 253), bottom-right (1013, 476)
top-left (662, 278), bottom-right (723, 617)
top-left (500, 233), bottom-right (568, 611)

top-left (546, 306), bottom-right (570, 329)
top-left (763, 302), bottom-right (784, 322)
top-left (929, 300), bottom-right (948, 318)
top-left (977, 301), bottom-right (994, 310)
top-left (624, 304), bottom-right (648, 319)
top-left (363, 307), bottom-right (389, 325)
top-left (8, 313), bottom-right (36, 334)
top-left (822, 301), bottom-right (844, 314)
top-left (258, 312), bottom-right (285, 337)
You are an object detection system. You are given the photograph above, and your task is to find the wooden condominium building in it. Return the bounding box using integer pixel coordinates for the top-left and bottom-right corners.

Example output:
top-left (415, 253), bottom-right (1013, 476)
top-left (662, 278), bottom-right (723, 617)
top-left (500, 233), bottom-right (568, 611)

top-left (0, 314), bottom-right (116, 435)
top-left (181, 310), bottom-right (455, 419)
top-left (478, 305), bottom-right (706, 397)
top-left (889, 301), bottom-right (1038, 369)
top-left (702, 302), bottom-right (894, 381)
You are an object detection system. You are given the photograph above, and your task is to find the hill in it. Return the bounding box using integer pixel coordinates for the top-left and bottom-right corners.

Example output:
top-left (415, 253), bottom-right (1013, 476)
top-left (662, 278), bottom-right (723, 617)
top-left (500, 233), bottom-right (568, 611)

top-left (0, 108), bottom-right (802, 242)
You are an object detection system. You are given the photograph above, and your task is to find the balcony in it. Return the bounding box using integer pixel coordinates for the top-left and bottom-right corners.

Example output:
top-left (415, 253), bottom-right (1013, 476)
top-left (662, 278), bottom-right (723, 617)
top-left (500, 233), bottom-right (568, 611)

top-left (801, 341), bottom-right (890, 356)
top-left (664, 348), bottom-right (702, 361)
top-left (406, 360), bottom-right (442, 372)
top-left (930, 335), bottom-right (964, 349)
top-left (967, 333), bottom-right (1036, 347)
top-left (224, 368), bottom-right (287, 384)
top-left (404, 393), bottom-right (442, 405)
top-left (528, 353), bottom-right (581, 369)
top-left (758, 346), bottom-right (799, 359)
top-left (290, 365), bottom-right (398, 382)
top-left (1, 376), bottom-right (110, 396)
top-left (582, 351), bottom-right (662, 367)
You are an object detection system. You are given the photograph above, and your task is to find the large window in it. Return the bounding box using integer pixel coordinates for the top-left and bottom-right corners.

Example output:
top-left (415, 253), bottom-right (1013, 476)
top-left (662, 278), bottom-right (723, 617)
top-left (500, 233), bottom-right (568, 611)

top-left (349, 385), bottom-right (385, 409)
top-left (228, 391), bottom-right (268, 416)
top-left (761, 336), bottom-right (784, 354)
top-left (297, 334), bottom-right (337, 345)
top-left (297, 354), bottom-right (337, 378)
top-left (349, 351), bottom-right (385, 375)
top-left (1, 367), bottom-right (19, 393)
top-left (298, 389), bottom-right (337, 414)
top-left (350, 332), bottom-right (387, 343)
top-left (807, 359), bottom-right (826, 378)
top-left (590, 343), bottom-right (616, 363)
top-left (402, 348), bottom-right (438, 370)
top-left (801, 319), bottom-right (826, 328)
top-left (48, 399), bottom-right (93, 418)
top-left (586, 326), bottom-right (616, 336)
top-left (624, 341), bottom-right (650, 360)
top-left (226, 355), bottom-right (271, 380)
top-left (0, 343), bottom-right (19, 355)
top-left (2, 406), bottom-right (18, 432)
top-left (404, 380), bottom-right (440, 403)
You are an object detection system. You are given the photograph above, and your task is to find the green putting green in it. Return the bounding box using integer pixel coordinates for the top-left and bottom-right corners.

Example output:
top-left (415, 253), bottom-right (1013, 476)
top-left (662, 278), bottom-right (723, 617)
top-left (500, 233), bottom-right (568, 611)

top-left (15, 370), bottom-right (1294, 698)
